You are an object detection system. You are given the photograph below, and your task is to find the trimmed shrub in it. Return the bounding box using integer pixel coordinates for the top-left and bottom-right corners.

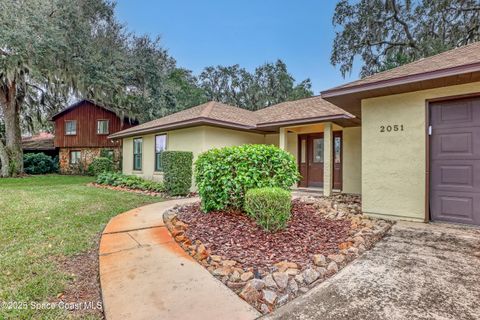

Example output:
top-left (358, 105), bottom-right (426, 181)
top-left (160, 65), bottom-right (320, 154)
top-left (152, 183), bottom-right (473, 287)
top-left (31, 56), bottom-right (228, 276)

top-left (96, 172), bottom-right (165, 193)
top-left (23, 153), bottom-right (57, 175)
top-left (88, 157), bottom-right (114, 176)
top-left (100, 149), bottom-right (114, 159)
top-left (244, 187), bottom-right (292, 232)
top-left (195, 144), bottom-right (300, 212)
top-left (161, 151), bottom-right (193, 196)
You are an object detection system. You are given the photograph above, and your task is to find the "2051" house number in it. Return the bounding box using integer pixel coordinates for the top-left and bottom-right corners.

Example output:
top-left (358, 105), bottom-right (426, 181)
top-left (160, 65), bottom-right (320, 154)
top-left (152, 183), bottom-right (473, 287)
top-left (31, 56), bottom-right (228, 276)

top-left (380, 124), bottom-right (404, 132)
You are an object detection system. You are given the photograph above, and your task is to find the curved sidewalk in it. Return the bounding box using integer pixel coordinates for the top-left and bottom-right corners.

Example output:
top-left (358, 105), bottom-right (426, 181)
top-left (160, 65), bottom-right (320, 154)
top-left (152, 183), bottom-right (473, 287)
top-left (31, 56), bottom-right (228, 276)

top-left (99, 198), bottom-right (260, 320)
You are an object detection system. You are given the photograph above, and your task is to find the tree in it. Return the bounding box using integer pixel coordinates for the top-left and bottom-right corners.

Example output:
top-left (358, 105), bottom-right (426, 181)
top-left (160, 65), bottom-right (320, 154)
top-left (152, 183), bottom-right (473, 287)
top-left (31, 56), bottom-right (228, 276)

top-left (164, 68), bottom-right (208, 114)
top-left (199, 60), bottom-right (313, 110)
top-left (0, 0), bottom-right (122, 176)
top-left (0, 0), bottom-right (185, 176)
top-left (331, 0), bottom-right (480, 77)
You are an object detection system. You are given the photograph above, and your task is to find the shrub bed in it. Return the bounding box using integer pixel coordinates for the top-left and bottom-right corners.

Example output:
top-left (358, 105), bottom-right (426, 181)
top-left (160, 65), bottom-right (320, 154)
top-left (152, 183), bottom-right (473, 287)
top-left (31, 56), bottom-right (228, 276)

top-left (96, 172), bottom-right (165, 193)
top-left (244, 187), bottom-right (292, 232)
top-left (195, 144), bottom-right (300, 212)
top-left (23, 153), bottom-right (58, 174)
top-left (161, 151), bottom-right (193, 196)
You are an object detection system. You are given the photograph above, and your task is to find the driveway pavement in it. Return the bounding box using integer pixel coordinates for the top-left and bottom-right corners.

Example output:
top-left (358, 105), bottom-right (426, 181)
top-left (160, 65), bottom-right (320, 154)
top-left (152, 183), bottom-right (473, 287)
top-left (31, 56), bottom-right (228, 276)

top-left (266, 221), bottom-right (480, 320)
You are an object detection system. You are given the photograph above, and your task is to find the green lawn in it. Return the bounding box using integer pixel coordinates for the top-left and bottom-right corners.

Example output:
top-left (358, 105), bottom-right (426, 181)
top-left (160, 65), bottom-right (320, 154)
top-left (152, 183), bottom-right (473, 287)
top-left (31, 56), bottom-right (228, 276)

top-left (0, 175), bottom-right (160, 319)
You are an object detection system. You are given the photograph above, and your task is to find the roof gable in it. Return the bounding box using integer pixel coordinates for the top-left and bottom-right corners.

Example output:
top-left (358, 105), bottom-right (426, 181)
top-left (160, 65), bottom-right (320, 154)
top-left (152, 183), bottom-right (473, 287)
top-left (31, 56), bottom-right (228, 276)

top-left (50, 99), bottom-right (128, 121)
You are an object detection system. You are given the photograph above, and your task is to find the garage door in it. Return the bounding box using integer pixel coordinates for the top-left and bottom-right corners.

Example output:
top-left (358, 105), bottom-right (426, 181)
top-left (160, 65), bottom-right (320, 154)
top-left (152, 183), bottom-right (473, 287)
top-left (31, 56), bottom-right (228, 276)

top-left (430, 96), bottom-right (480, 226)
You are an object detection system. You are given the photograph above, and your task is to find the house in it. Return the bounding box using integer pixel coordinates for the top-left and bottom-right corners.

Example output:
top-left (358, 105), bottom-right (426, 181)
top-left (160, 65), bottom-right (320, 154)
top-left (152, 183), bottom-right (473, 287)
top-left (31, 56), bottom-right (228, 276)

top-left (321, 41), bottom-right (480, 226)
top-left (110, 42), bottom-right (480, 227)
top-left (22, 132), bottom-right (58, 158)
top-left (108, 98), bottom-right (361, 194)
top-left (51, 100), bottom-right (137, 174)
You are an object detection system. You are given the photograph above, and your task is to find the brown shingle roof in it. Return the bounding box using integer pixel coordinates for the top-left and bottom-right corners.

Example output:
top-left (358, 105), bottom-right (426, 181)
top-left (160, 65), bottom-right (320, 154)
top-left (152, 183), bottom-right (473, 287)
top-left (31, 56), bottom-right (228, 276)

top-left (325, 41), bottom-right (480, 93)
top-left (109, 97), bottom-right (357, 138)
top-left (22, 133), bottom-right (55, 150)
top-left (255, 96), bottom-right (353, 126)
top-left (108, 101), bottom-right (258, 138)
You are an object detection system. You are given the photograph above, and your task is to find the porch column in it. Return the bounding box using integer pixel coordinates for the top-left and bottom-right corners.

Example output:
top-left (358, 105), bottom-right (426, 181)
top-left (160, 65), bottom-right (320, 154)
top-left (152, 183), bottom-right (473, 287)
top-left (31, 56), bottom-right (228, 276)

top-left (279, 127), bottom-right (288, 151)
top-left (323, 122), bottom-right (333, 196)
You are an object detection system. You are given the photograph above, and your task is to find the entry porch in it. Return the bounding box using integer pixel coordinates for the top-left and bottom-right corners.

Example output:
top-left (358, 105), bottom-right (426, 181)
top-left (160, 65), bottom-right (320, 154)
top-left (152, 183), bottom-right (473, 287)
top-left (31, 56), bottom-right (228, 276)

top-left (267, 122), bottom-right (361, 197)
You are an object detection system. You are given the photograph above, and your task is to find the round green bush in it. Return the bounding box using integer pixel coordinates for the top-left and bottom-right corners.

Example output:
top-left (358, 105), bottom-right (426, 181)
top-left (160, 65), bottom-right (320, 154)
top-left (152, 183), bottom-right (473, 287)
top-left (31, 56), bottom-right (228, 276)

top-left (195, 144), bottom-right (300, 212)
top-left (23, 153), bottom-right (57, 175)
top-left (88, 157), bottom-right (114, 176)
top-left (244, 187), bottom-right (292, 232)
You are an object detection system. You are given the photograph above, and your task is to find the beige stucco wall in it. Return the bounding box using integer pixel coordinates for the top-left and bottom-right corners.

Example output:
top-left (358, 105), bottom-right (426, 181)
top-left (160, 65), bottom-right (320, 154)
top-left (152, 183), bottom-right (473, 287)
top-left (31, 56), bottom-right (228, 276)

top-left (342, 127), bottom-right (361, 194)
top-left (362, 81), bottom-right (480, 221)
top-left (122, 122), bottom-right (365, 194)
top-left (264, 133), bottom-right (279, 146)
top-left (122, 126), bottom-right (265, 188)
top-left (203, 126), bottom-right (265, 149)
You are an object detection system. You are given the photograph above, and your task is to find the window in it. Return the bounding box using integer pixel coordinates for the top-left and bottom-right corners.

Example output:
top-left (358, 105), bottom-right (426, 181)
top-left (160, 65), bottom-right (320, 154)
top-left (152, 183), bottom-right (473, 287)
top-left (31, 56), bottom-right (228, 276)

top-left (70, 150), bottom-right (81, 165)
top-left (65, 120), bottom-right (77, 135)
top-left (97, 120), bottom-right (109, 134)
top-left (313, 138), bottom-right (324, 163)
top-left (300, 139), bottom-right (307, 164)
top-left (133, 138), bottom-right (142, 170)
top-left (154, 134), bottom-right (167, 171)
top-left (334, 136), bottom-right (342, 164)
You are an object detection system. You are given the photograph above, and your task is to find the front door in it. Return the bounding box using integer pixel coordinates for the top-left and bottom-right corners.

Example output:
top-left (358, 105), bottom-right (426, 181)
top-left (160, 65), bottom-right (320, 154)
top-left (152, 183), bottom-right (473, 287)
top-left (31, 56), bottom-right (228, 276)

top-left (307, 134), bottom-right (324, 187)
top-left (298, 133), bottom-right (342, 188)
top-left (430, 97), bottom-right (480, 226)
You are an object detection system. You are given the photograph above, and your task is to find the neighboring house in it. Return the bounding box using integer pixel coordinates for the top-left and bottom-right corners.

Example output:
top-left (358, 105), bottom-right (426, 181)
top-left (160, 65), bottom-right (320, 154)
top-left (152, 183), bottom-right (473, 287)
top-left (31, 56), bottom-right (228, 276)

top-left (22, 132), bottom-right (58, 158)
top-left (110, 41), bottom-right (480, 227)
top-left (51, 100), bottom-right (137, 174)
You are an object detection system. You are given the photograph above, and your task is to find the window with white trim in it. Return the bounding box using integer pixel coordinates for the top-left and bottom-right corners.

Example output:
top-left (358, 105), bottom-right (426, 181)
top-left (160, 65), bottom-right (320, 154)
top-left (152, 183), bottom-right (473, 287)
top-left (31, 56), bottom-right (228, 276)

top-left (70, 150), bottom-right (81, 165)
top-left (97, 120), bottom-right (109, 134)
top-left (133, 138), bottom-right (142, 170)
top-left (65, 120), bottom-right (77, 135)
top-left (155, 134), bottom-right (166, 171)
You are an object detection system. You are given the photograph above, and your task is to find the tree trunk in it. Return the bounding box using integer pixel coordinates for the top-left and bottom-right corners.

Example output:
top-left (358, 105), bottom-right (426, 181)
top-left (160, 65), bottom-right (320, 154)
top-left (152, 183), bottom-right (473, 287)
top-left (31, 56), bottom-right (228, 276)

top-left (0, 139), bottom-right (9, 177)
top-left (0, 81), bottom-right (23, 177)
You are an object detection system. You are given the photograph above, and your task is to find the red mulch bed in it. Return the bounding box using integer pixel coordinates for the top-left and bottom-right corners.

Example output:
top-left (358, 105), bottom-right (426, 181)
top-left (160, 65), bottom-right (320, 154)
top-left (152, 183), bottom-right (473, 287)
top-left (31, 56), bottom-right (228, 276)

top-left (177, 199), bottom-right (351, 271)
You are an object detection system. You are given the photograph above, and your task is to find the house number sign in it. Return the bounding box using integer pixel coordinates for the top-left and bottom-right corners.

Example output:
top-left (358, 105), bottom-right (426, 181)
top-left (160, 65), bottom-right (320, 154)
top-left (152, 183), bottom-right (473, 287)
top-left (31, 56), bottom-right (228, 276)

top-left (380, 124), bottom-right (404, 133)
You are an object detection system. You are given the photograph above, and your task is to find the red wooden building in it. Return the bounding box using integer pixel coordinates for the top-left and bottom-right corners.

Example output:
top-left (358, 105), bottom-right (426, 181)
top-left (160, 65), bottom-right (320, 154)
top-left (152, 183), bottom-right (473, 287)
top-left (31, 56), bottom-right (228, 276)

top-left (51, 100), bottom-right (137, 173)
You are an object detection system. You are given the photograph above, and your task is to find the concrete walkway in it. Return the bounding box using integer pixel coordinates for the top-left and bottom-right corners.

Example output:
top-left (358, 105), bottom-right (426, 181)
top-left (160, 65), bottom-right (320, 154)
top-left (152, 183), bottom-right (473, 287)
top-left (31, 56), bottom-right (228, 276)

top-left (266, 222), bottom-right (480, 320)
top-left (99, 198), bottom-right (260, 320)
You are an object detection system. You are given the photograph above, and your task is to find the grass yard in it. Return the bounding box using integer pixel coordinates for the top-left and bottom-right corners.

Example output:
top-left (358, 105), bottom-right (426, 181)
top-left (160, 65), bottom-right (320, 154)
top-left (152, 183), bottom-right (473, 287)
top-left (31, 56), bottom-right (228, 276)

top-left (0, 175), bottom-right (160, 319)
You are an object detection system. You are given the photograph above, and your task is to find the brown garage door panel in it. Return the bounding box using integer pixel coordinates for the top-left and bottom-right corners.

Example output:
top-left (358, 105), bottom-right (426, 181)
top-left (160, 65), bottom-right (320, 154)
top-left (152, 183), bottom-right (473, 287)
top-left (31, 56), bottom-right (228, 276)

top-left (430, 191), bottom-right (480, 225)
top-left (430, 128), bottom-right (480, 160)
top-left (430, 160), bottom-right (480, 191)
top-left (430, 96), bottom-right (480, 226)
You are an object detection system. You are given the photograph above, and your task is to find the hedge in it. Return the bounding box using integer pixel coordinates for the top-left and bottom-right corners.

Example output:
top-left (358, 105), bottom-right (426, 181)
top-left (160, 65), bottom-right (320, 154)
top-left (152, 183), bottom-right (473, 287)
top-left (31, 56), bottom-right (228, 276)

top-left (23, 153), bottom-right (58, 175)
top-left (195, 144), bottom-right (300, 212)
top-left (88, 157), bottom-right (114, 176)
top-left (161, 151), bottom-right (193, 196)
top-left (244, 187), bottom-right (292, 232)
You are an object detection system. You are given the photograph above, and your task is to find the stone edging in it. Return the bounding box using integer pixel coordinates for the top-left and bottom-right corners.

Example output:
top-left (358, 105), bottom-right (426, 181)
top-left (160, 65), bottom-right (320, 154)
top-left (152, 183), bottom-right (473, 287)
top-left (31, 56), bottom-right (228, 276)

top-left (163, 196), bottom-right (393, 314)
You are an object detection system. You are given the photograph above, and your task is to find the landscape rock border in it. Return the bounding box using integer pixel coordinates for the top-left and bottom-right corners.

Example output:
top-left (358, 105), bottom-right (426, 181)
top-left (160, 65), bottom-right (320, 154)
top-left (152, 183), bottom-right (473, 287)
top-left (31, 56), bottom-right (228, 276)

top-left (163, 195), bottom-right (393, 314)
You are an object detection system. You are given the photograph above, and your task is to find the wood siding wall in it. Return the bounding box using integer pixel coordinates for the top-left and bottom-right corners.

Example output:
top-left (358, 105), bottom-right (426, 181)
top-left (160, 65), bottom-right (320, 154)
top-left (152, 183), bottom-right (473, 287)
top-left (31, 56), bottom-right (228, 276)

top-left (53, 101), bottom-right (134, 148)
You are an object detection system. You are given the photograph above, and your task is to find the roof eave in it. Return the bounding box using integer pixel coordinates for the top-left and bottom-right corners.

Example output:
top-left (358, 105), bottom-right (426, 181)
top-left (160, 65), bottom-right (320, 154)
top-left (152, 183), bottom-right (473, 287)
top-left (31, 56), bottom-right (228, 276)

top-left (322, 61), bottom-right (480, 98)
top-left (108, 117), bottom-right (257, 139)
top-left (256, 114), bottom-right (354, 128)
